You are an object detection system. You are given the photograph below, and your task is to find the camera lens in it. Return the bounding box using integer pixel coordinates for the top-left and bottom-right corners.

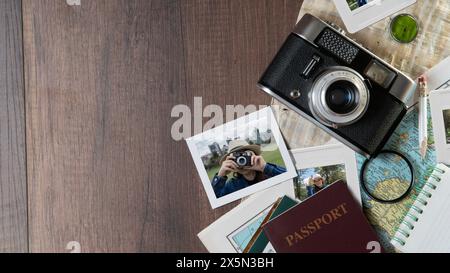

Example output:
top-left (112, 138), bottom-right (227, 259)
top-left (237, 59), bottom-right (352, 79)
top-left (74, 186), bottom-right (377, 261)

top-left (309, 67), bottom-right (369, 127)
top-left (325, 81), bottom-right (358, 114)
top-left (236, 157), bottom-right (247, 166)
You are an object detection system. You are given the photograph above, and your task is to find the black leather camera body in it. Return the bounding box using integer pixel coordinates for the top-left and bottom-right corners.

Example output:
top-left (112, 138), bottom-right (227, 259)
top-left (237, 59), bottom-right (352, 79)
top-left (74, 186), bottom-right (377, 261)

top-left (233, 152), bottom-right (253, 167)
top-left (258, 14), bottom-right (417, 158)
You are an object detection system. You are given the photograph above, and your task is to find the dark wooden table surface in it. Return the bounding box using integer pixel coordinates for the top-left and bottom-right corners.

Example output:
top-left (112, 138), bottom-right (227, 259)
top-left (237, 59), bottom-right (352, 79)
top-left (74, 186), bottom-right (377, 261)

top-left (0, 0), bottom-right (302, 252)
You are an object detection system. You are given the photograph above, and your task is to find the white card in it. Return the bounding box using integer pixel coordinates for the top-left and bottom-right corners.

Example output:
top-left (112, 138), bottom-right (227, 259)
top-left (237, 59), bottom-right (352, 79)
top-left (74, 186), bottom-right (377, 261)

top-left (430, 89), bottom-right (450, 166)
top-left (333, 0), bottom-right (416, 33)
top-left (290, 143), bottom-right (362, 204)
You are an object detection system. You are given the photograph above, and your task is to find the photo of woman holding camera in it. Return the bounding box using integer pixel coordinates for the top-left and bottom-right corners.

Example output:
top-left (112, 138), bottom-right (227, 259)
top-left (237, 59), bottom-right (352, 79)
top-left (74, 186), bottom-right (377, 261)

top-left (211, 140), bottom-right (287, 198)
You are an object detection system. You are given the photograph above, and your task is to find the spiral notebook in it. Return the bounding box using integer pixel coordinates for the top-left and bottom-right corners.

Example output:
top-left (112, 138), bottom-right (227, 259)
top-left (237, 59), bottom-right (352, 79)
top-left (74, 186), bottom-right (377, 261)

top-left (391, 164), bottom-right (450, 253)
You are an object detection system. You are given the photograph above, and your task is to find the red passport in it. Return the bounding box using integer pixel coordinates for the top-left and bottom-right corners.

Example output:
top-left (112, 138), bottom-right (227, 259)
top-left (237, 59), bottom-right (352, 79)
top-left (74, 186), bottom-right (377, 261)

top-left (263, 181), bottom-right (383, 253)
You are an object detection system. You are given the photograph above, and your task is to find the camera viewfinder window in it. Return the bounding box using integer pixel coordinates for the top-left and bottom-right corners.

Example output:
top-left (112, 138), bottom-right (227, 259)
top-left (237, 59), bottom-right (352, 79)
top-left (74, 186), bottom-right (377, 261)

top-left (365, 60), bottom-right (396, 88)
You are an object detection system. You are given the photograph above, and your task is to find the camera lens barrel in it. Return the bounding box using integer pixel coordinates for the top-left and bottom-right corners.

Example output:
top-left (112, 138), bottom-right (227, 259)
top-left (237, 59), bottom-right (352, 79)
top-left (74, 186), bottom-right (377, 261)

top-left (309, 66), bottom-right (370, 128)
top-left (236, 156), bottom-right (247, 167)
top-left (325, 80), bottom-right (359, 114)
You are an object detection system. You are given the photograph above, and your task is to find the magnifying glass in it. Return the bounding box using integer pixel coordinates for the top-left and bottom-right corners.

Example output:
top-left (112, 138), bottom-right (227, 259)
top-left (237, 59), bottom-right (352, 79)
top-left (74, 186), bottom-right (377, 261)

top-left (360, 150), bottom-right (415, 204)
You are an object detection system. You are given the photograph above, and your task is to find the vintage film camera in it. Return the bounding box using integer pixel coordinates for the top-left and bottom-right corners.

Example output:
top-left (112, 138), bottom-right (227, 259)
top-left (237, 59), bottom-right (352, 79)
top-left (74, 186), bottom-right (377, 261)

top-left (232, 152), bottom-right (253, 167)
top-left (258, 14), bottom-right (416, 157)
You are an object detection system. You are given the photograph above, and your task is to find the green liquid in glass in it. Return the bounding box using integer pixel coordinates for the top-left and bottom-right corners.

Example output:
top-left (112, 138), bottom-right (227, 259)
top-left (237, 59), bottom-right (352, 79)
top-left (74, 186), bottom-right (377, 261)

top-left (390, 14), bottom-right (419, 43)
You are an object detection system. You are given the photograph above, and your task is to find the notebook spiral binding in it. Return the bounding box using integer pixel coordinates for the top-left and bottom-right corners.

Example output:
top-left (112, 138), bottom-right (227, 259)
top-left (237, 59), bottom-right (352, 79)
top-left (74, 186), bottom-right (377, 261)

top-left (392, 166), bottom-right (447, 247)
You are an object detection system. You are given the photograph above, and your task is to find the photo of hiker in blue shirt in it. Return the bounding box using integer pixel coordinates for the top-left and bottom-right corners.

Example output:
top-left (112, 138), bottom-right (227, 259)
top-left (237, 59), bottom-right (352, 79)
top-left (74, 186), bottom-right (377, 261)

top-left (293, 163), bottom-right (347, 201)
top-left (211, 140), bottom-right (286, 198)
top-left (444, 109), bottom-right (450, 144)
top-left (346, 0), bottom-right (371, 11)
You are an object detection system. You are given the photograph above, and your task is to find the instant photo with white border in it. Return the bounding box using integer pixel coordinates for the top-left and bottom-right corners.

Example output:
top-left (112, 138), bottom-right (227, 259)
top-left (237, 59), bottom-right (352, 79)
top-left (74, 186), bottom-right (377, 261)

top-left (430, 89), bottom-right (450, 165)
top-left (290, 143), bottom-right (362, 204)
top-left (186, 107), bottom-right (297, 209)
top-left (332, 0), bottom-right (416, 33)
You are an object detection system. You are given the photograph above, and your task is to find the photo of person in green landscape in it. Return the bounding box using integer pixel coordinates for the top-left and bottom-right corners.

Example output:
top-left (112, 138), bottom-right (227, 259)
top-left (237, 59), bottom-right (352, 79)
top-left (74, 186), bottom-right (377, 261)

top-left (187, 108), bottom-right (297, 207)
top-left (211, 140), bottom-right (286, 198)
top-left (346, 0), bottom-right (372, 11)
top-left (294, 164), bottom-right (346, 201)
top-left (444, 109), bottom-right (450, 144)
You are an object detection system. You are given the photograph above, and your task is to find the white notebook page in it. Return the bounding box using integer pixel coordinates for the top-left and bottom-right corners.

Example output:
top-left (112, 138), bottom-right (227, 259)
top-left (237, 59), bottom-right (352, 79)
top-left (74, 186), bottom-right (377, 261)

top-left (392, 164), bottom-right (450, 253)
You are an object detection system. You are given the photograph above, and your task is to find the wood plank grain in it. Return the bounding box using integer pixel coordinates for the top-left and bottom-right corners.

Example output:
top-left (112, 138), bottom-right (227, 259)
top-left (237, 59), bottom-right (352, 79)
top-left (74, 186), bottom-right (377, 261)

top-left (23, 0), bottom-right (301, 252)
top-left (173, 0), bottom-right (302, 253)
top-left (0, 0), bottom-right (28, 252)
